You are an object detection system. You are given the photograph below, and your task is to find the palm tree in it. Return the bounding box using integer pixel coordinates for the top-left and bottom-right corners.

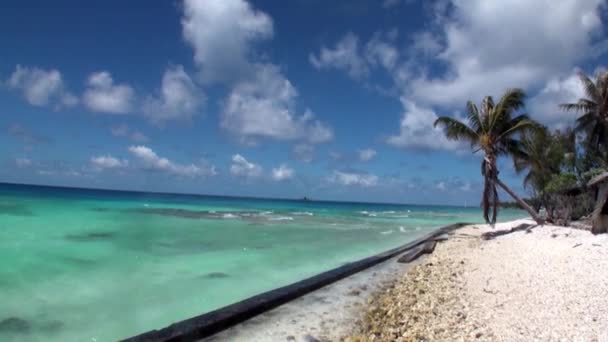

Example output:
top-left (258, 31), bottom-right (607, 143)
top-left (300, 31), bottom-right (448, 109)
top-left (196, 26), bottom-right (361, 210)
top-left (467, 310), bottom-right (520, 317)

top-left (514, 128), bottom-right (575, 220)
top-left (434, 88), bottom-right (544, 224)
top-left (560, 70), bottom-right (608, 161)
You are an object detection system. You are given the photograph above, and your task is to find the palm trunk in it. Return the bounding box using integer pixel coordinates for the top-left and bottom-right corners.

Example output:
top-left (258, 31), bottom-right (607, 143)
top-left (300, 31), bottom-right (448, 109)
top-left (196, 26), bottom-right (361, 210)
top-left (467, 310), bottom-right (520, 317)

top-left (496, 178), bottom-right (544, 225)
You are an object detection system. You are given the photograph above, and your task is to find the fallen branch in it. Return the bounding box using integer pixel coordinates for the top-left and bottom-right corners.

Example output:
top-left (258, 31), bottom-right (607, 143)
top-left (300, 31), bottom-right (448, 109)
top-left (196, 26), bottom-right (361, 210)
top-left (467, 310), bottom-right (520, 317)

top-left (481, 223), bottom-right (535, 240)
top-left (397, 241), bottom-right (437, 263)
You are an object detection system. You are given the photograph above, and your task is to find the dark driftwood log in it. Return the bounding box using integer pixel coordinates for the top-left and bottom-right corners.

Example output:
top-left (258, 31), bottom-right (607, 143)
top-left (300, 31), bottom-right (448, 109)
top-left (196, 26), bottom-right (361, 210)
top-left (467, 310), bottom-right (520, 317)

top-left (397, 241), bottom-right (437, 263)
top-left (481, 223), bottom-right (534, 240)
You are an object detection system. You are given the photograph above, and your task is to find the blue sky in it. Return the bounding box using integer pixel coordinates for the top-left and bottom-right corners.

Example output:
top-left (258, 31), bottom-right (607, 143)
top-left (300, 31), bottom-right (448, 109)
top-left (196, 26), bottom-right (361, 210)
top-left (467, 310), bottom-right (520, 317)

top-left (1, 0), bottom-right (607, 205)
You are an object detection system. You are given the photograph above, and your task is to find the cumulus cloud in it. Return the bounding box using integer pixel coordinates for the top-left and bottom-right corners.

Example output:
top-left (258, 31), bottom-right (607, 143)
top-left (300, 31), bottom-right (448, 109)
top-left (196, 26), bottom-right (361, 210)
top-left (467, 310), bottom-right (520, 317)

top-left (90, 155), bottom-right (129, 170)
top-left (221, 64), bottom-right (333, 143)
top-left (182, 0), bottom-right (273, 84)
top-left (328, 170), bottom-right (379, 187)
top-left (309, 31), bottom-right (399, 80)
top-left (230, 154), bottom-right (262, 178)
top-left (386, 98), bottom-right (462, 151)
top-left (406, 0), bottom-right (605, 108)
top-left (143, 65), bottom-right (204, 123)
top-left (83, 71), bottom-right (135, 114)
top-left (182, 0), bottom-right (332, 144)
top-left (310, 33), bottom-right (370, 79)
top-left (529, 70), bottom-right (586, 127)
top-left (358, 148), bottom-right (377, 162)
top-left (128, 145), bottom-right (216, 177)
top-left (6, 65), bottom-right (77, 108)
top-left (271, 164), bottom-right (295, 181)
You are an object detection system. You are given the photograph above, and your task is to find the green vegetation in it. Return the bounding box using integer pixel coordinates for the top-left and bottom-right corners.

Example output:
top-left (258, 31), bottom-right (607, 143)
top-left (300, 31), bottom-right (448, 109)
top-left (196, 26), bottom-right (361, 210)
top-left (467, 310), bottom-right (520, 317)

top-left (435, 69), bottom-right (608, 226)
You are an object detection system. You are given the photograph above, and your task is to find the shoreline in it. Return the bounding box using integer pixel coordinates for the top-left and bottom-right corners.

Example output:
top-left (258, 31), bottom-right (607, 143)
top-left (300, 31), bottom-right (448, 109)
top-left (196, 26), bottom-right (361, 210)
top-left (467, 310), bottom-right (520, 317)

top-left (126, 224), bottom-right (465, 341)
top-left (203, 240), bottom-right (428, 342)
top-left (203, 219), bottom-right (608, 341)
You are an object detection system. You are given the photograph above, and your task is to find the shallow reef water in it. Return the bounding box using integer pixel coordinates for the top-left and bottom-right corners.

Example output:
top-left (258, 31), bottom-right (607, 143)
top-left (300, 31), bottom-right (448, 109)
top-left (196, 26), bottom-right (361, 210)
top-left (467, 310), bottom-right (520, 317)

top-left (0, 183), bottom-right (526, 341)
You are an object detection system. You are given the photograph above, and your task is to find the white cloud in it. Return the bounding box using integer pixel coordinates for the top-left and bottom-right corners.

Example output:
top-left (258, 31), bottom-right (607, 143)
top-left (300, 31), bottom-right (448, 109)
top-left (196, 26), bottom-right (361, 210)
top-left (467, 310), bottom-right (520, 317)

top-left (15, 157), bottom-right (32, 168)
top-left (310, 31), bottom-right (399, 80)
top-left (128, 145), bottom-right (216, 177)
top-left (358, 148), bottom-right (377, 162)
top-left (271, 164), bottom-right (294, 181)
top-left (436, 181), bottom-right (446, 191)
top-left (143, 65), bottom-right (204, 123)
top-left (221, 64), bottom-right (333, 143)
top-left (83, 71), bottom-right (135, 114)
top-left (328, 170), bottom-right (379, 187)
top-left (182, 0), bottom-right (332, 144)
top-left (406, 0), bottom-right (605, 108)
top-left (386, 98), bottom-right (462, 151)
top-left (90, 155), bottom-right (129, 170)
top-left (110, 124), bottom-right (149, 143)
top-left (6, 65), bottom-right (77, 108)
top-left (230, 154), bottom-right (262, 178)
top-left (182, 0), bottom-right (273, 84)
top-left (309, 33), bottom-right (369, 79)
top-left (529, 70), bottom-right (585, 127)
top-left (293, 143), bottom-right (314, 163)
top-left (365, 32), bottom-right (399, 72)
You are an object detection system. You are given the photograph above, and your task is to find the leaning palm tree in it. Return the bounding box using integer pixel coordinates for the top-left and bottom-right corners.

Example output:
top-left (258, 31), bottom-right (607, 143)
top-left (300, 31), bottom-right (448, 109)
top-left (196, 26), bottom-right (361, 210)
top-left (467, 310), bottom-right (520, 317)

top-left (560, 70), bottom-right (608, 161)
top-left (434, 88), bottom-right (544, 224)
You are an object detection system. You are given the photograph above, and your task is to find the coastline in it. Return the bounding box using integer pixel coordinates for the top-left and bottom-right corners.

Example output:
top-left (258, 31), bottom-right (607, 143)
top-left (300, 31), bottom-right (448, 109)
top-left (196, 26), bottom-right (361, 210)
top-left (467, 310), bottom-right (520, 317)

top-left (203, 219), bottom-right (608, 341)
top-left (202, 240), bottom-right (427, 342)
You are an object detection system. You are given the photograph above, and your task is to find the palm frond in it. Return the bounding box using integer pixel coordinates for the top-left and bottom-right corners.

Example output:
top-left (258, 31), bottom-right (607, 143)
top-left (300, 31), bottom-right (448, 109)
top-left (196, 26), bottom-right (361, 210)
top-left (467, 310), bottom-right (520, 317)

top-left (579, 71), bottom-right (601, 104)
top-left (491, 88), bottom-right (526, 130)
top-left (434, 116), bottom-right (478, 145)
top-left (466, 101), bottom-right (482, 131)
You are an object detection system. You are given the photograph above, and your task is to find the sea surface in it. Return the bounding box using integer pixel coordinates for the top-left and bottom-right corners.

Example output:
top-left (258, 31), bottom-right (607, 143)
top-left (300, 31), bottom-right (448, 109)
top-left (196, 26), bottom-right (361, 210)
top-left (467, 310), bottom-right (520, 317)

top-left (0, 183), bottom-right (526, 341)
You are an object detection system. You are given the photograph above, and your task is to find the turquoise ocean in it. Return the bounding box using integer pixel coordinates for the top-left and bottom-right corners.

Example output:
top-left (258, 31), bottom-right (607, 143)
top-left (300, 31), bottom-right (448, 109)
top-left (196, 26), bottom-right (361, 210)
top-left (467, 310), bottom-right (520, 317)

top-left (0, 183), bottom-right (526, 341)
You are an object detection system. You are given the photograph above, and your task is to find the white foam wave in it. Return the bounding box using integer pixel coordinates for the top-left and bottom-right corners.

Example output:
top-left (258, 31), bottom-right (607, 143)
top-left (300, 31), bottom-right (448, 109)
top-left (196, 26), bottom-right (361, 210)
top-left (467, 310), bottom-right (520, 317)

top-left (268, 216), bottom-right (294, 221)
top-left (293, 211), bottom-right (313, 216)
top-left (380, 230), bottom-right (393, 235)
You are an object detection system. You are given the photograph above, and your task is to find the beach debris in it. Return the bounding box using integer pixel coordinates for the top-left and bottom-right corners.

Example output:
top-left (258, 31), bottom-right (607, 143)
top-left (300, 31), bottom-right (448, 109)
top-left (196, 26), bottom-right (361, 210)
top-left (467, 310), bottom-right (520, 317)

top-left (347, 289), bottom-right (361, 296)
top-left (481, 223), bottom-right (533, 240)
top-left (573, 243), bottom-right (582, 248)
top-left (0, 317), bottom-right (31, 333)
top-left (397, 241), bottom-right (437, 263)
top-left (286, 335), bottom-right (296, 341)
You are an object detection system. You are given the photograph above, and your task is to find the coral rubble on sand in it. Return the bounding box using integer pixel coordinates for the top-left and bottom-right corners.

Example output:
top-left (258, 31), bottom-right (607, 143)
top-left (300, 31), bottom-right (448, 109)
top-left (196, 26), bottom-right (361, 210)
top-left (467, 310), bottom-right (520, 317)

top-left (345, 220), bottom-right (608, 341)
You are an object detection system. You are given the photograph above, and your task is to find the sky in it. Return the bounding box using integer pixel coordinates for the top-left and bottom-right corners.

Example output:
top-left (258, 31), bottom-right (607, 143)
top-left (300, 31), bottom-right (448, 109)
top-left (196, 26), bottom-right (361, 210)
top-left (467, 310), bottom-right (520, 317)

top-left (1, 0), bottom-right (607, 205)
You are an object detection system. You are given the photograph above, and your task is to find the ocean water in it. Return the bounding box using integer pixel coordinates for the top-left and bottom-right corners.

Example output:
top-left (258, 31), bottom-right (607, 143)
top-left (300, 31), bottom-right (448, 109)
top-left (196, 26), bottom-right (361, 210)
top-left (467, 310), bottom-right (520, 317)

top-left (0, 183), bottom-right (526, 341)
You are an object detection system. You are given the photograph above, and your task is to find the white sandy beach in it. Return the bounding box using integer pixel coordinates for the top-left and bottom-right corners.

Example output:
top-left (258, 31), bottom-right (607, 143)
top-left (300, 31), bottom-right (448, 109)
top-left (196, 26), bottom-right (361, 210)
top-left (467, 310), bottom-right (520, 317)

top-left (203, 219), bottom-right (608, 342)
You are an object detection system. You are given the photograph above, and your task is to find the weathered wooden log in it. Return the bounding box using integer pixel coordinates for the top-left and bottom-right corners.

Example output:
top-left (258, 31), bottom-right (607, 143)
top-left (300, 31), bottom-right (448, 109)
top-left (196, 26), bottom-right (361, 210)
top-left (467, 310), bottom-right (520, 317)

top-left (397, 241), bottom-right (437, 263)
top-left (481, 223), bottom-right (533, 240)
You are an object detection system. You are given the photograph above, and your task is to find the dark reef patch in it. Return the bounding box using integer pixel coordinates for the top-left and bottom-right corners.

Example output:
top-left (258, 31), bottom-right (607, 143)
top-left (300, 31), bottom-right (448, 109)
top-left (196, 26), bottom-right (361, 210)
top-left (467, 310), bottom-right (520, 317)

top-left (0, 317), bottom-right (31, 333)
top-left (203, 272), bottom-right (230, 279)
top-left (90, 207), bottom-right (113, 212)
top-left (65, 231), bottom-right (116, 242)
top-left (0, 203), bottom-right (34, 216)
